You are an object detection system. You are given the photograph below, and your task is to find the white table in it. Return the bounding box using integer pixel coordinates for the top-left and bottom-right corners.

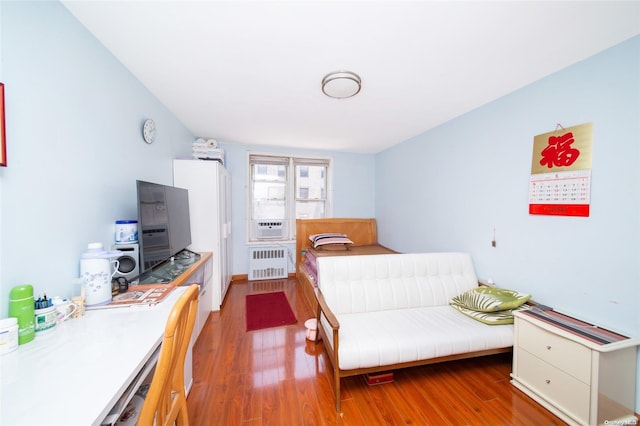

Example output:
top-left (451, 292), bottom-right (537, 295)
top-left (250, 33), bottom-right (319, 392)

top-left (0, 287), bottom-right (186, 426)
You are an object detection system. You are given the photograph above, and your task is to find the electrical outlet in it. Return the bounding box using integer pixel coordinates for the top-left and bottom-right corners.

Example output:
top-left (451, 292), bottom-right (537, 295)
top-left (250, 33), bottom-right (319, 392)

top-left (479, 278), bottom-right (495, 287)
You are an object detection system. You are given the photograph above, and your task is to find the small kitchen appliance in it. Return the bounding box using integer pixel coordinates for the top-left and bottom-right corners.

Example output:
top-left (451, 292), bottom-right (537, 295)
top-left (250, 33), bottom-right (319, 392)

top-left (80, 242), bottom-right (122, 306)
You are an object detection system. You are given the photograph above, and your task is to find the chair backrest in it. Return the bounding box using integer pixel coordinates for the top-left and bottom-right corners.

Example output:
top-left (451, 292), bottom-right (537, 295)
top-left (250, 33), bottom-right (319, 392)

top-left (137, 284), bottom-right (199, 426)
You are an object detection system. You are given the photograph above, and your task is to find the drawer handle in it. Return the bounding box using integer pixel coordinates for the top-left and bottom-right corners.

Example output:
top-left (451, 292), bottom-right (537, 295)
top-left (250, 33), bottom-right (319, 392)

top-left (545, 379), bottom-right (551, 384)
top-left (546, 345), bottom-right (552, 350)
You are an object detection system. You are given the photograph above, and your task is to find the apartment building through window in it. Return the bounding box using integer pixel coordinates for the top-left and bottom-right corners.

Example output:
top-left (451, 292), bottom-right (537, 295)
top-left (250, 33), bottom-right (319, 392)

top-left (248, 153), bottom-right (332, 241)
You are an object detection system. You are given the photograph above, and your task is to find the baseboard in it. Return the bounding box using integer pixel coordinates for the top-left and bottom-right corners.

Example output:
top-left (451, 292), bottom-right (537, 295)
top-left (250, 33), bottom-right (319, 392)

top-left (232, 274), bottom-right (248, 282)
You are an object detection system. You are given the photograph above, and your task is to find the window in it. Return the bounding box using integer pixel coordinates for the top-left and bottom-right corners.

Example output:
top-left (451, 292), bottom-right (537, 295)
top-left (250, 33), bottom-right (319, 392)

top-left (249, 153), bottom-right (332, 241)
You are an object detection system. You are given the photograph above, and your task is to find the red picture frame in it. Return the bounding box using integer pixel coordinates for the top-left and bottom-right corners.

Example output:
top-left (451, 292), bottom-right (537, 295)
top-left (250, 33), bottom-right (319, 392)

top-left (0, 82), bottom-right (6, 167)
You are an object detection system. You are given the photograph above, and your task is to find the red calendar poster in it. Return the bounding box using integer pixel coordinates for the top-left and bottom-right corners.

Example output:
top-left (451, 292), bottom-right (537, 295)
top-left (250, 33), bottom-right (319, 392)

top-left (529, 123), bottom-right (593, 217)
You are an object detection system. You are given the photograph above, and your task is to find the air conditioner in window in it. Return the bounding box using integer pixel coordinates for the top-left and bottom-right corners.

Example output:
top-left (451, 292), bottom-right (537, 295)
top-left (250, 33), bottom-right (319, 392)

top-left (252, 220), bottom-right (287, 240)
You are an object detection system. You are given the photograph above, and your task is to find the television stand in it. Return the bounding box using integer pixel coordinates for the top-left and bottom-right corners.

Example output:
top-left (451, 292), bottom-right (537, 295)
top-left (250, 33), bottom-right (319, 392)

top-left (138, 250), bottom-right (201, 284)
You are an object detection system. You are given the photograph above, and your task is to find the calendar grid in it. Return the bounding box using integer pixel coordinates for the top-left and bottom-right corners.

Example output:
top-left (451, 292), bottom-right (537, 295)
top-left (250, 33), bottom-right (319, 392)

top-left (529, 170), bottom-right (591, 216)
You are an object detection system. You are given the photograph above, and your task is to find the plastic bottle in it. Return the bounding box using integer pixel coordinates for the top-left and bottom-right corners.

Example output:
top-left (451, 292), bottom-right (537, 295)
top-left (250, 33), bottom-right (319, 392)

top-left (0, 317), bottom-right (19, 354)
top-left (8, 285), bottom-right (35, 345)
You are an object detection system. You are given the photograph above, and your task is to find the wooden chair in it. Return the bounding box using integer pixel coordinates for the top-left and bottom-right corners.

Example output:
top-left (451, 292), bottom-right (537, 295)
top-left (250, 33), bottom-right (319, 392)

top-left (137, 284), bottom-right (199, 425)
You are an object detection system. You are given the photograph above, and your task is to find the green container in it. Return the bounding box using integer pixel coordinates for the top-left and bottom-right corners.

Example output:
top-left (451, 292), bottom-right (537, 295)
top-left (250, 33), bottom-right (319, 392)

top-left (9, 285), bottom-right (35, 345)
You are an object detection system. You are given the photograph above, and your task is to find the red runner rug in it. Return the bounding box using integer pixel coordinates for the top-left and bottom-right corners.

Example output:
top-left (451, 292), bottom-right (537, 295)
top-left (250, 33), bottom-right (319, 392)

top-left (246, 291), bottom-right (297, 331)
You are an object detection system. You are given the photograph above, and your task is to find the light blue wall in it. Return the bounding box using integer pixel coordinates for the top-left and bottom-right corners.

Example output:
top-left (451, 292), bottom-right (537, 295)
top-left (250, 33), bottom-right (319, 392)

top-left (0, 1), bottom-right (376, 318)
top-left (0, 1), bottom-right (194, 317)
top-left (218, 141), bottom-right (375, 275)
top-left (376, 35), bottom-right (640, 410)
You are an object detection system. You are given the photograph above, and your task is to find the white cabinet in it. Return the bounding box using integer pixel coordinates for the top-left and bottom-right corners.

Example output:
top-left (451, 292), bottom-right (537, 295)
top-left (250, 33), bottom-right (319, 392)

top-left (137, 251), bottom-right (212, 397)
top-left (174, 160), bottom-right (232, 310)
top-left (511, 309), bottom-right (640, 426)
top-left (197, 256), bottom-right (213, 333)
top-left (179, 253), bottom-right (212, 395)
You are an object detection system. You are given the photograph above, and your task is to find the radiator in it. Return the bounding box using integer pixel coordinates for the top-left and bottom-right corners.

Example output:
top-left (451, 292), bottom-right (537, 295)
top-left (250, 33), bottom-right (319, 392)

top-left (248, 246), bottom-right (288, 281)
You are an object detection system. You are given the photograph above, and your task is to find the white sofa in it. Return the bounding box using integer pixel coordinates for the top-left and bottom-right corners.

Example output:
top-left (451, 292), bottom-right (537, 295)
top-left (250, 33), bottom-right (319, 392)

top-left (315, 252), bottom-right (514, 410)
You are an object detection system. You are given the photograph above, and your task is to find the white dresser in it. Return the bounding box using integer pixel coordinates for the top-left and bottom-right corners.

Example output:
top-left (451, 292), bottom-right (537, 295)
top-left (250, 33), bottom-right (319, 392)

top-left (511, 309), bottom-right (640, 426)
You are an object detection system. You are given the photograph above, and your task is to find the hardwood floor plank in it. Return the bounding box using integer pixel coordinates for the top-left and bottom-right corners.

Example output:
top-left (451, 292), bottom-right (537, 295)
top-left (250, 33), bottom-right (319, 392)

top-left (341, 377), bottom-right (386, 425)
top-left (310, 357), bottom-right (343, 424)
top-left (218, 372), bottom-right (245, 425)
top-left (279, 378), bottom-right (304, 425)
top-left (378, 372), bottom-right (443, 425)
top-left (240, 418), bottom-right (262, 426)
top-left (229, 330), bottom-right (251, 375)
top-left (187, 278), bottom-right (571, 425)
top-left (410, 364), bottom-right (474, 425)
top-left (422, 368), bottom-right (488, 424)
top-left (205, 359), bottom-right (233, 425)
top-left (295, 377), bottom-right (324, 426)
top-left (446, 354), bottom-right (509, 402)
top-left (397, 369), bottom-right (453, 425)
top-left (335, 397), bottom-right (369, 426)
top-left (431, 356), bottom-right (519, 425)
top-left (261, 379), bottom-right (283, 426)
top-left (509, 388), bottom-right (568, 426)
top-left (185, 382), bottom-right (209, 426)
top-left (240, 371), bottom-right (263, 423)
top-left (361, 378), bottom-right (416, 425)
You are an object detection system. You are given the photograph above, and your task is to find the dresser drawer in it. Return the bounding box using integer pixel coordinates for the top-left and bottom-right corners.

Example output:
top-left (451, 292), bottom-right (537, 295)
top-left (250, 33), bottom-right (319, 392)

top-left (517, 348), bottom-right (590, 424)
top-left (518, 319), bottom-right (591, 384)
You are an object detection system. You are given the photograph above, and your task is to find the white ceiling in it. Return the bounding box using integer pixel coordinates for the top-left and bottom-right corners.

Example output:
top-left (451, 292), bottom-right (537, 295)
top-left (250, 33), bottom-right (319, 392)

top-left (61, 1), bottom-right (640, 154)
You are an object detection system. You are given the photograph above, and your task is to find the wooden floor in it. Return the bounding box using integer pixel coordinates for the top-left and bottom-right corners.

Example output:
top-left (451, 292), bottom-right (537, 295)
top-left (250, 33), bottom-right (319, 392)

top-left (186, 277), bottom-right (567, 425)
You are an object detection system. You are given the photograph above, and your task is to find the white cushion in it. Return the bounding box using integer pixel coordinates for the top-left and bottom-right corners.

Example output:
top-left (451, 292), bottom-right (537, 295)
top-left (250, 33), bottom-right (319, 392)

top-left (321, 306), bottom-right (514, 370)
top-left (317, 253), bottom-right (479, 314)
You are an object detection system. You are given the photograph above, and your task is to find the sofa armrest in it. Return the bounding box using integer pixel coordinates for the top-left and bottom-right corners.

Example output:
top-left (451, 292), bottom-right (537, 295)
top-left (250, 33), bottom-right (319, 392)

top-left (315, 288), bottom-right (340, 330)
top-left (315, 286), bottom-right (343, 410)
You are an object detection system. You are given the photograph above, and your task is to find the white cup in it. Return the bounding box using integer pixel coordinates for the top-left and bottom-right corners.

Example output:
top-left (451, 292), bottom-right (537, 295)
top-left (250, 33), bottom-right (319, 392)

top-left (52, 297), bottom-right (78, 322)
top-left (70, 296), bottom-right (85, 318)
top-left (34, 306), bottom-right (57, 334)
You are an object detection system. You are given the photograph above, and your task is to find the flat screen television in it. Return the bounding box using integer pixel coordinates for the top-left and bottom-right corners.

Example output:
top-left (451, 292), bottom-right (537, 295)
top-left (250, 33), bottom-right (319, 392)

top-left (136, 180), bottom-right (192, 273)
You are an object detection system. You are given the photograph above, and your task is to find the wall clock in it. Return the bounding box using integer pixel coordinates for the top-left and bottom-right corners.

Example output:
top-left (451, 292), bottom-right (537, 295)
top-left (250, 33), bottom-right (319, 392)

top-left (142, 119), bottom-right (156, 144)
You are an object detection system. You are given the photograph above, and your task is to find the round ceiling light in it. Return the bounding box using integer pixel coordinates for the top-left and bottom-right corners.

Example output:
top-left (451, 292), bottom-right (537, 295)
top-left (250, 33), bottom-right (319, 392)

top-left (322, 71), bottom-right (361, 99)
